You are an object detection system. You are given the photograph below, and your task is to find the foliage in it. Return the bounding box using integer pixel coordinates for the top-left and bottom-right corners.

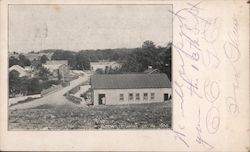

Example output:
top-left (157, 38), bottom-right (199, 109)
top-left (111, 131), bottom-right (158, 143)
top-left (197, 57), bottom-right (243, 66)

top-left (41, 55), bottom-right (49, 64)
top-left (142, 40), bottom-right (156, 50)
top-left (19, 54), bottom-right (31, 66)
top-left (9, 56), bottom-right (20, 67)
top-left (51, 50), bottom-right (77, 69)
top-left (121, 42), bottom-right (172, 80)
top-left (38, 67), bottom-right (51, 80)
top-left (42, 80), bottom-right (61, 90)
top-left (49, 41), bottom-right (171, 80)
top-left (10, 40), bottom-right (172, 81)
top-left (31, 59), bottom-right (42, 70)
top-left (9, 70), bottom-right (60, 97)
top-left (9, 71), bottom-right (42, 96)
top-left (51, 49), bottom-right (132, 70)
top-left (26, 78), bottom-right (42, 95)
top-left (9, 55), bottom-right (31, 67)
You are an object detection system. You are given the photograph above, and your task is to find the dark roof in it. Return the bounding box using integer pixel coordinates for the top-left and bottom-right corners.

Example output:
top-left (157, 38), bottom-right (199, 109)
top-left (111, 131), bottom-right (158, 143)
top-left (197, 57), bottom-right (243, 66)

top-left (91, 73), bottom-right (171, 89)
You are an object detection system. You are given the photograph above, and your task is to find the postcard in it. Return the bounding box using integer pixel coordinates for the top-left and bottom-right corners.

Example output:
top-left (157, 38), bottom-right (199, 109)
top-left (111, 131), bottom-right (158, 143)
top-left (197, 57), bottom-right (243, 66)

top-left (0, 0), bottom-right (249, 151)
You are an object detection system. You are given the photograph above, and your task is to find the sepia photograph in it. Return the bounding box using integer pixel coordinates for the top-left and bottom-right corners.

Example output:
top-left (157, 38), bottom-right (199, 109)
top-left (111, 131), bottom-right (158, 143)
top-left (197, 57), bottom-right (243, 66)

top-left (8, 4), bottom-right (172, 130)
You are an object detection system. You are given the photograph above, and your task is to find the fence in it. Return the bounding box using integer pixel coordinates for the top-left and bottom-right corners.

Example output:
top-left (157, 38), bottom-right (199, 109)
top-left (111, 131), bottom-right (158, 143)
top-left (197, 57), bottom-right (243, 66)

top-left (68, 85), bottom-right (81, 94)
top-left (9, 94), bottom-right (41, 106)
top-left (65, 93), bottom-right (82, 104)
top-left (41, 84), bottom-right (63, 96)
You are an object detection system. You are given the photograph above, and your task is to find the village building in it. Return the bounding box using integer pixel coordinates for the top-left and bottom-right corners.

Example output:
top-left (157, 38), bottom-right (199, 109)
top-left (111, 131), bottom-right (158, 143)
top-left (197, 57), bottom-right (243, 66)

top-left (90, 73), bottom-right (171, 105)
top-left (42, 60), bottom-right (70, 80)
top-left (9, 65), bottom-right (28, 77)
top-left (90, 61), bottom-right (121, 72)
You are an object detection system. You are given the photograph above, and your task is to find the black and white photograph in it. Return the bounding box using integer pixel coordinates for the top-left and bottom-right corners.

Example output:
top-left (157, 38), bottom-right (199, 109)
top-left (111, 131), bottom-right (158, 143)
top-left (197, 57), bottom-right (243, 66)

top-left (8, 4), bottom-right (172, 130)
top-left (1, 0), bottom-right (249, 151)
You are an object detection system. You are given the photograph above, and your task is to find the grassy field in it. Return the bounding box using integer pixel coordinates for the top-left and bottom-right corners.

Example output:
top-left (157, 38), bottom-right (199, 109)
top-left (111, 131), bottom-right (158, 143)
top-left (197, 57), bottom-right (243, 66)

top-left (9, 102), bottom-right (172, 130)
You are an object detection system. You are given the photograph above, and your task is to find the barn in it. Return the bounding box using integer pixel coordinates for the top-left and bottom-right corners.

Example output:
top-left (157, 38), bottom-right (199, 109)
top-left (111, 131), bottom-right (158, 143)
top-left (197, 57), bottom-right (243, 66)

top-left (90, 73), bottom-right (171, 105)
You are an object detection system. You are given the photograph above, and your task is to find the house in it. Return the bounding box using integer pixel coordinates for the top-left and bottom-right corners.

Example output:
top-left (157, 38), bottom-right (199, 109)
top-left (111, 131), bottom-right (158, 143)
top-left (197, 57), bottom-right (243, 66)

top-left (42, 60), bottom-right (69, 80)
top-left (9, 65), bottom-right (28, 77)
top-left (90, 61), bottom-right (121, 72)
top-left (90, 73), bottom-right (171, 105)
top-left (144, 66), bottom-right (160, 74)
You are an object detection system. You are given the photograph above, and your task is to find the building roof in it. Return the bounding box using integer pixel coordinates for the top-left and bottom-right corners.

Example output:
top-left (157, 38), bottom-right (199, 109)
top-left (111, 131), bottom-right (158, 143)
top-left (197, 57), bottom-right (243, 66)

top-left (42, 64), bottom-right (65, 72)
top-left (9, 65), bottom-right (27, 76)
top-left (91, 73), bottom-right (171, 89)
top-left (9, 65), bottom-right (25, 72)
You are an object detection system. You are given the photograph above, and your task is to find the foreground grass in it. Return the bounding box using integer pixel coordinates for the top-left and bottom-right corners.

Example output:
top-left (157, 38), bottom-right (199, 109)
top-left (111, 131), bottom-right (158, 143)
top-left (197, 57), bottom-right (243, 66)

top-left (9, 102), bottom-right (172, 130)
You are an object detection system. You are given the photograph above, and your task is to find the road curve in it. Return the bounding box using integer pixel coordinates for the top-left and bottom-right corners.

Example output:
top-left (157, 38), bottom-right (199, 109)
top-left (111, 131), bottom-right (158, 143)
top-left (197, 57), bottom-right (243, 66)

top-left (9, 74), bottom-right (90, 110)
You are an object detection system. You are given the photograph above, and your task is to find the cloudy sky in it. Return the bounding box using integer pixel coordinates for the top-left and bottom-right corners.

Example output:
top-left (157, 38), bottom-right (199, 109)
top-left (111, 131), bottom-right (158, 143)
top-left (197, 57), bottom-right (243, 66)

top-left (9, 5), bottom-right (172, 53)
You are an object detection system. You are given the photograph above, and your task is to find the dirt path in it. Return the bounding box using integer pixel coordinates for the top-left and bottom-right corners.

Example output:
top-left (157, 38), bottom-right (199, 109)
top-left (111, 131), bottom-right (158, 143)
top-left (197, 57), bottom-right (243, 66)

top-left (9, 74), bottom-right (90, 110)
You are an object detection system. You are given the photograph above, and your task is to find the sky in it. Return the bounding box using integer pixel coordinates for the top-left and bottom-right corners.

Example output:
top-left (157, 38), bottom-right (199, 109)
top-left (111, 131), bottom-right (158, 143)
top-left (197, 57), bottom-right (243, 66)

top-left (9, 5), bottom-right (172, 53)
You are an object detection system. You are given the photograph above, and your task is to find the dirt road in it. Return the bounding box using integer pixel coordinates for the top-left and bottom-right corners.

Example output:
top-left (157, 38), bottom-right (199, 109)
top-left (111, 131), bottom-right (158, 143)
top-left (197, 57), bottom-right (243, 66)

top-left (9, 74), bottom-right (90, 110)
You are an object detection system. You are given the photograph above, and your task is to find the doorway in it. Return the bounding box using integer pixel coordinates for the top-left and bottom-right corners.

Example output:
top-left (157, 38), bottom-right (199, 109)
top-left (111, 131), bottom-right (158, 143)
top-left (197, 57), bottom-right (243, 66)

top-left (164, 93), bottom-right (169, 101)
top-left (98, 94), bottom-right (106, 105)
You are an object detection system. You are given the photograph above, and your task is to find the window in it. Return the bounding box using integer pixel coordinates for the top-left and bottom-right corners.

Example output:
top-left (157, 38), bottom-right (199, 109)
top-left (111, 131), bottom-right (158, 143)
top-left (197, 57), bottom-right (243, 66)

top-left (129, 93), bottom-right (133, 101)
top-left (119, 94), bottom-right (124, 101)
top-left (151, 93), bottom-right (155, 100)
top-left (136, 93), bottom-right (140, 100)
top-left (143, 93), bottom-right (148, 100)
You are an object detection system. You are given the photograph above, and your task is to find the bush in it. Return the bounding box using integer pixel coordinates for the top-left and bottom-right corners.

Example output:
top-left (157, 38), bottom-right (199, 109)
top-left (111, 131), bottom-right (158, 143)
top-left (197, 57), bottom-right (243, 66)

top-left (27, 78), bottom-right (42, 95)
top-left (42, 80), bottom-right (61, 89)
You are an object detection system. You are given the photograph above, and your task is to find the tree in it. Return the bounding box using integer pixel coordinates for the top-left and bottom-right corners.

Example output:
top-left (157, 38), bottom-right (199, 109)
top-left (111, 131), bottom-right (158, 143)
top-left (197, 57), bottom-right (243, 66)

top-left (38, 67), bottom-right (50, 80)
top-left (27, 78), bottom-right (42, 95)
top-left (120, 41), bottom-right (172, 80)
top-left (9, 70), bottom-right (21, 97)
top-left (19, 54), bottom-right (31, 66)
top-left (51, 50), bottom-right (77, 69)
top-left (9, 71), bottom-right (29, 97)
top-left (31, 59), bottom-right (42, 70)
top-left (40, 55), bottom-right (48, 63)
top-left (9, 56), bottom-right (19, 67)
top-left (142, 40), bottom-right (156, 50)
top-left (75, 53), bottom-right (90, 70)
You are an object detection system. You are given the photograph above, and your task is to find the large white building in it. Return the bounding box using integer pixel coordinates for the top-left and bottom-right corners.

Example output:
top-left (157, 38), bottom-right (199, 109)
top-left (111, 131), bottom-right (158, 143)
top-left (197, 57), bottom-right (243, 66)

top-left (90, 61), bottom-right (121, 72)
top-left (42, 60), bottom-right (69, 79)
top-left (90, 73), bottom-right (171, 105)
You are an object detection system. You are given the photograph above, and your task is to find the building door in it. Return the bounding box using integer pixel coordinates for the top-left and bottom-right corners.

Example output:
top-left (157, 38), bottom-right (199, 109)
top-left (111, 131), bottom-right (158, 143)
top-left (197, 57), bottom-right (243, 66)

top-left (164, 93), bottom-right (169, 101)
top-left (98, 94), bottom-right (106, 105)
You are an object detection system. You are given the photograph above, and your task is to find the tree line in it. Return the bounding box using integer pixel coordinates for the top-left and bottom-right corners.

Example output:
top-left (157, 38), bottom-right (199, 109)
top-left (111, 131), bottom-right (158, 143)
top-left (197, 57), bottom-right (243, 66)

top-left (50, 41), bottom-right (172, 80)
top-left (9, 40), bottom-right (172, 97)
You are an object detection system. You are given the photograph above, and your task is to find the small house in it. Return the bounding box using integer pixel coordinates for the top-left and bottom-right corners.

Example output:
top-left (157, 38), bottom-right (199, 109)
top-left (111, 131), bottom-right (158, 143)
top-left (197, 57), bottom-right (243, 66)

top-left (90, 73), bottom-right (171, 105)
top-left (42, 60), bottom-right (69, 80)
top-left (9, 65), bottom-right (28, 77)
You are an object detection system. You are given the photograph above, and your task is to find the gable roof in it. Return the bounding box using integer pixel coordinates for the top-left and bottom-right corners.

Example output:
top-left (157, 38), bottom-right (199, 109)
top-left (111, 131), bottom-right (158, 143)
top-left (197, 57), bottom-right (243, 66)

top-left (91, 73), bottom-right (171, 89)
top-left (9, 65), bottom-right (27, 76)
top-left (42, 64), bottom-right (65, 72)
top-left (9, 65), bottom-right (25, 72)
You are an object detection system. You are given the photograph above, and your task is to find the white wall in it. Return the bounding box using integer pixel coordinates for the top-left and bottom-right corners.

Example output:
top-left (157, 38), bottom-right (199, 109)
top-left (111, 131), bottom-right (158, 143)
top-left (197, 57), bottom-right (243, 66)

top-left (93, 88), bottom-right (171, 105)
top-left (90, 62), bottom-right (121, 71)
